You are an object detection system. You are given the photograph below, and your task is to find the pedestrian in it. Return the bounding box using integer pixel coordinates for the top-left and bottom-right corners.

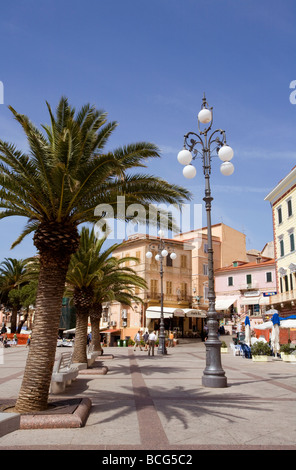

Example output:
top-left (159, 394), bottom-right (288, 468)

top-left (143, 330), bottom-right (149, 351)
top-left (133, 330), bottom-right (142, 351)
top-left (13, 333), bottom-right (18, 346)
top-left (168, 331), bottom-right (174, 347)
top-left (148, 330), bottom-right (157, 356)
top-left (26, 334), bottom-right (31, 347)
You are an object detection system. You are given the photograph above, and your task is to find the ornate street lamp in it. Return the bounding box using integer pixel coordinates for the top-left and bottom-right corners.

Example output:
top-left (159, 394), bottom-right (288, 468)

top-left (146, 230), bottom-right (177, 355)
top-left (177, 94), bottom-right (234, 387)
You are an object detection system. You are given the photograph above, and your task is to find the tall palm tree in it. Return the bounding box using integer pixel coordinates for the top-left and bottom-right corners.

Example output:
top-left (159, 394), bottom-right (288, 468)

top-left (0, 97), bottom-right (191, 412)
top-left (65, 227), bottom-right (147, 364)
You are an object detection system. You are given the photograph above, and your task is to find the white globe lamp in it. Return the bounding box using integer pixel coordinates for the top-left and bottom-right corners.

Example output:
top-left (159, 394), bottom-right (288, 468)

top-left (170, 252), bottom-right (177, 260)
top-left (198, 108), bottom-right (212, 124)
top-left (220, 161), bottom-right (234, 176)
top-left (155, 254), bottom-right (160, 261)
top-left (161, 249), bottom-right (168, 257)
top-left (177, 149), bottom-right (192, 165)
top-left (183, 164), bottom-right (196, 179)
top-left (218, 145), bottom-right (234, 162)
top-left (146, 251), bottom-right (152, 259)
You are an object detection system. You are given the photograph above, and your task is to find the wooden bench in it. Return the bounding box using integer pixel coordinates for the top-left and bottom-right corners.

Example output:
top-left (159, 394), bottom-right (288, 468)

top-left (50, 351), bottom-right (79, 394)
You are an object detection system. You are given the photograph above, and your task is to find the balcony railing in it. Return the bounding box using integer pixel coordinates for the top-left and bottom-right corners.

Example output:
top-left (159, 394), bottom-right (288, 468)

top-left (144, 292), bottom-right (192, 303)
top-left (269, 289), bottom-right (296, 305)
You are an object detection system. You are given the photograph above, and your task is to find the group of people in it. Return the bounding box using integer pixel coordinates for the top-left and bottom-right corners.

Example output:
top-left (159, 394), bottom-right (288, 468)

top-left (133, 330), bottom-right (175, 356)
top-left (133, 330), bottom-right (158, 356)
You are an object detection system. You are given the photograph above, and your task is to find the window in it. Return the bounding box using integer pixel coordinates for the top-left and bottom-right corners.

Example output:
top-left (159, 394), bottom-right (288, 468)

top-left (284, 275), bottom-right (289, 292)
top-left (204, 243), bottom-right (208, 253)
top-left (203, 264), bottom-right (208, 276)
top-left (204, 285), bottom-right (209, 300)
top-left (287, 199), bottom-right (293, 217)
top-left (280, 277), bottom-right (283, 293)
top-left (181, 255), bottom-right (187, 268)
top-left (166, 281), bottom-right (172, 295)
top-left (246, 274), bottom-right (252, 285)
top-left (280, 239), bottom-right (285, 257)
top-left (266, 272), bottom-right (272, 283)
top-left (228, 276), bottom-right (233, 286)
top-left (150, 279), bottom-right (158, 294)
top-left (290, 233), bottom-right (295, 252)
top-left (136, 251), bottom-right (141, 262)
top-left (180, 282), bottom-right (187, 298)
top-left (134, 286), bottom-right (140, 295)
top-left (166, 256), bottom-right (173, 267)
top-left (290, 273), bottom-right (294, 291)
top-left (277, 207), bottom-right (282, 224)
top-left (125, 252), bottom-right (130, 267)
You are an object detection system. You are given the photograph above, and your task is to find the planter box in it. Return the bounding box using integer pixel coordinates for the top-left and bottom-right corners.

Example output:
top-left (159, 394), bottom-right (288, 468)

top-left (252, 355), bottom-right (271, 362)
top-left (221, 348), bottom-right (228, 353)
top-left (281, 354), bottom-right (296, 362)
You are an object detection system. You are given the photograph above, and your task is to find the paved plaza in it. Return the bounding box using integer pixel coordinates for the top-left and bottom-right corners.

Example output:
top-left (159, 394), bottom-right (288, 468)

top-left (0, 336), bottom-right (295, 451)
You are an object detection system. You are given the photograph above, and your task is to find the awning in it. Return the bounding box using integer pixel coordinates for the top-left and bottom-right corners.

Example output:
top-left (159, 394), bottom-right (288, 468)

top-left (259, 296), bottom-right (270, 305)
top-left (183, 308), bottom-right (207, 318)
top-left (240, 296), bottom-right (260, 305)
top-left (146, 307), bottom-right (175, 319)
top-left (215, 296), bottom-right (237, 310)
top-left (100, 329), bottom-right (121, 334)
top-left (145, 307), bottom-right (206, 319)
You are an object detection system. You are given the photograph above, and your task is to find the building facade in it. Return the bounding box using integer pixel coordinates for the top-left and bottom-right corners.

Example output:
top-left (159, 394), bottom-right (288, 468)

top-left (102, 223), bottom-right (248, 342)
top-left (214, 257), bottom-right (276, 330)
top-left (265, 166), bottom-right (296, 317)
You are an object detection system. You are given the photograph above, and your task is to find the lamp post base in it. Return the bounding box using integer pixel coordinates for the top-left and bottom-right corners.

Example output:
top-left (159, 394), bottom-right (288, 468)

top-left (202, 339), bottom-right (227, 388)
top-left (157, 337), bottom-right (167, 355)
top-left (202, 374), bottom-right (227, 388)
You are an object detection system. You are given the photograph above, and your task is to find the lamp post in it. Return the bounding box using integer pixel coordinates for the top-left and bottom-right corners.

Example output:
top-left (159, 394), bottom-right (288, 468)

top-left (177, 94), bottom-right (234, 388)
top-left (146, 230), bottom-right (177, 355)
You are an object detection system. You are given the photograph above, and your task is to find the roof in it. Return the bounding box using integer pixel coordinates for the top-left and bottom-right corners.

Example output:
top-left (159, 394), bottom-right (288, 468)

top-left (215, 258), bottom-right (275, 274)
top-left (265, 166), bottom-right (296, 204)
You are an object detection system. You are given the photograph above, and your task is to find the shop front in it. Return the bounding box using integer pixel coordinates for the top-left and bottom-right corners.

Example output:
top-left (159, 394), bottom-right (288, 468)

top-left (145, 307), bottom-right (207, 338)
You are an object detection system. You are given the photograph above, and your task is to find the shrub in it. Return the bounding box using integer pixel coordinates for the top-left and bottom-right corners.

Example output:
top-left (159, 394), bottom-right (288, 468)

top-left (280, 344), bottom-right (293, 354)
top-left (221, 341), bottom-right (227, 348)
top-left (251, 341), bottom-right (271, 356)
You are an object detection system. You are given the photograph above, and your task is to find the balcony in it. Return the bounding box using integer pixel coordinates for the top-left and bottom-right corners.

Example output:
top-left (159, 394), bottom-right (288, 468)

top-left (238, 281), bottom-right (259, 291)
top-left (269, 289), bottom-right (296, 305)
top-left (144, 292), bottom-right (192, 304)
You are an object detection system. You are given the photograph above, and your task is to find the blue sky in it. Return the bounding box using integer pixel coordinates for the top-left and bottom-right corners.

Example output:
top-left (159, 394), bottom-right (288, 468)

top-left (0, 0), bottom-right (295, 260)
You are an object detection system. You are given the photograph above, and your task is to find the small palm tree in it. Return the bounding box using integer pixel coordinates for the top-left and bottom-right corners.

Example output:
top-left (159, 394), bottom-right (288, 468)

top-left (0, 258), bottom-right (31, 332)
top-left (0, 97), bottom-right (191, 412)
top-left (66, 227), bottom-right (147, 364)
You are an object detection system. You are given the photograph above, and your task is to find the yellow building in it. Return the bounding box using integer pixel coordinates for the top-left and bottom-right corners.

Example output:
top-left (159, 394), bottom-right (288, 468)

top-left (265, 166), bottom-right (296, 316)
top-left (103, 234), bottom-right (199, 343)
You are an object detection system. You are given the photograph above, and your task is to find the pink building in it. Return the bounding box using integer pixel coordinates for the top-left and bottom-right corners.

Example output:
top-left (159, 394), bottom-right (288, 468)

top-left (214, 257), bottom-right (276, 329)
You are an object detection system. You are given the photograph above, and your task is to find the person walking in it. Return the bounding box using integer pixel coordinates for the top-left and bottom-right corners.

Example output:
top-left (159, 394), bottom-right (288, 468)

top-left (168, 331), bottom-right (174, 347)
top-left (133, 330), bottom-right (142, 351)
top-left (148, 330), bottom-right (157, 356)
top-left (143, 330), bottom-right (149, 351)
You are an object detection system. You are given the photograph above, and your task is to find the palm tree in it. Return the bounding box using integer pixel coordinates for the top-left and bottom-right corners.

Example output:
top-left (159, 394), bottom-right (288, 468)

top-left (65, 227), bottom-right (147, 364)
top-left (0, 97), bottom-right (191, 412)
top-left (0, 258), bottom-right (30, 332)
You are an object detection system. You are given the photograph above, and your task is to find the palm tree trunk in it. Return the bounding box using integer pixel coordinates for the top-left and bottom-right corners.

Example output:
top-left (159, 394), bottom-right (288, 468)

top-left (10, 305), bottom-right (18, 333)
top-left (15, 259), bottom-right (68, 413)
top-left (90, 311), bottom-right (103, 355)
top-left (72, 311), bottom-right (88, 364)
